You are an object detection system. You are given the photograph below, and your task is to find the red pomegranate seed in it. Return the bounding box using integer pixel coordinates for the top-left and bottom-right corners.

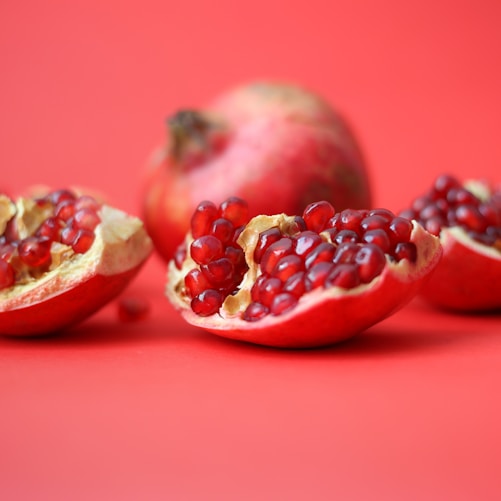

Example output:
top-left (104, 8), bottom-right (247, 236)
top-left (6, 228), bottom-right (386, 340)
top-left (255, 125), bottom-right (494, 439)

top-left (36, 217), bottom-right (64, 242)
top-left (256, 276), bottom-right (282, 308)
top-left (271, 254), bottom-right (304, 282)
top-left (282, 271), bottom-right (306, 298)
top-left (73, 208), bottom-right (101, 231)
top-left (55, 200), bottom-right (76, 221)
top-left (293, 231), bottom-right (323, 256)
top-left (225, 246), bottom-right (247, 274)
top-left (71, 229), bottom-right (95, 254)
top-left (243, 302), bottom-right (269, 322)
top-left (210, 218), bottom-right (234, 244)
top-left (0, 241), bottom-right (17, 260)
top-left (0, 258), bottom-right (15, 290)
top-left (18, 236), bottom-right (52, 268)
top-left (325, 263), bottom-right (360, 289)
top-left (303, 201), bottom-right (335, 233)
top-left (190, 235), bottom-right (225, 265)
top-left (174, 243), bottom-right (187, 270)
top-left (394, 242), bottom-right (418, 262)
top-left (290, 216), bottom-right (307, 233)
top-left (117, 296), bottom-right (150, 322)
top-left (362, 229), bottom-right (391, 253)
top-left (360, 214), bottom-right (389, 232)
top-left (454, 205), bottom-right (488, 233)
top-left (74, 195), bottom-right (100, 212)
top-left (254, 227), bottom-right (282, 263)
top-left (446, 187), bottom-right (478, 206)
top-left (191, 200), bottom-right (219, 238)
top-left (304, 242), bottom-right (336, 269)
top-left (355, 244), bottom-right (386, 283)
top-left (433, 174), bottom-right (461, 197)
top-left (305, 261), bottom-right (334, 290)
top-left (332, 229), bottom-right (360, 245)
top-left (329, 208), bottom-right (366, 232)
top-left (200, 257), bottom-right (234, 287)
top-left (219, 197), bottom-right (249, 227)
top-left (260, 238), bottom-right (293, 275)
top-left (185, 268), bottom-right (211, 298)
top-left (388, 216), bottom-right (413, 244)
top-left (270, 292), bottom-right (298, 316)
top-left (191, 289), bottom-right (223, 316)
top-left (333, 242), bottom-right (360, 264)
top-left (251, 275), bottom-right (267, 302)
top-left (46, 189), bottom-right (76, 205)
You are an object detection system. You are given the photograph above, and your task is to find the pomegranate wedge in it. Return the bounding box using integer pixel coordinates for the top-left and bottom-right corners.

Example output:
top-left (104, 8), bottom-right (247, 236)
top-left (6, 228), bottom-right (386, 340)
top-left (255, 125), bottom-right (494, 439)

top-left (400, 174), bottom-right (501, 311)
top-left (0, 189), bottom-right (153, 336)
top-left (166, 198), bottom-right (442, 348)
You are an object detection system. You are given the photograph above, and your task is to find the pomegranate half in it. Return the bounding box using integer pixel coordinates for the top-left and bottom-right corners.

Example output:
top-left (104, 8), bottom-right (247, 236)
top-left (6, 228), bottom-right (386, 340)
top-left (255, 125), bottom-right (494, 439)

top-left (143, 80), bottom-right (372, 262)
top-left (166, 197), bottom-right (442, 348)
top-left (0, 189), bottom-right (153, 336)
top-left (400, 174), bottom-right (501, 311)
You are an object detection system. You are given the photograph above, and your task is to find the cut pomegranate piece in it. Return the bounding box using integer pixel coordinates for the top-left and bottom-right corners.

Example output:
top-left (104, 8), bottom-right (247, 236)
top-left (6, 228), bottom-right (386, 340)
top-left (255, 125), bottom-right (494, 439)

top-left (0, 188), bottom-right (152, 336)
top-left (165, 197), bottom-right (442, 348)
top-left (400, 174), bottom-right (501, 311)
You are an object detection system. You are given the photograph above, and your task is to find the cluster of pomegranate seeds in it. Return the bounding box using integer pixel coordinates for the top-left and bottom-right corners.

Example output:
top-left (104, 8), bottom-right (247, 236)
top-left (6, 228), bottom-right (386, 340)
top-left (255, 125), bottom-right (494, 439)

top-left (399, 174), bottom-right (501, 247)
top-left (179, 196), bottom-right (250, 316)
top-left (180, 197), bottom-right (418, 321)
top-left (0, 189), bottom-right (102, 291)
top-left (242, 201), bottom-right (417, 322)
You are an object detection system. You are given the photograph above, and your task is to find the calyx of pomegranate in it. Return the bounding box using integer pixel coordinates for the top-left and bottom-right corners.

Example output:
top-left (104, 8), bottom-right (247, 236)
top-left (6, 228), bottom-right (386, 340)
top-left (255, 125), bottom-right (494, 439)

top-left (0, 188), bottom-right (153, 336)
top-left (166, 198), bottom-right (442, 348)
top-left (400, 174), bottom-right (501, 311)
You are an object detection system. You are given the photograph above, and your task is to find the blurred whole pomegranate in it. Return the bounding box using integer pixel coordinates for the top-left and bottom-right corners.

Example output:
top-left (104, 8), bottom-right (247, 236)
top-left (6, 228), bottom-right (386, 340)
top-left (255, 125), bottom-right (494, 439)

top-left (142, 80), bottom-right (372, 261)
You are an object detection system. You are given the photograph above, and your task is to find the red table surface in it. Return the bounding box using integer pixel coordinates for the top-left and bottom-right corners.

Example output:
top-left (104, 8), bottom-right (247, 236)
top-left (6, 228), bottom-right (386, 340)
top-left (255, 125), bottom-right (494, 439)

top-left (1, 1), bottom-right (501, 500)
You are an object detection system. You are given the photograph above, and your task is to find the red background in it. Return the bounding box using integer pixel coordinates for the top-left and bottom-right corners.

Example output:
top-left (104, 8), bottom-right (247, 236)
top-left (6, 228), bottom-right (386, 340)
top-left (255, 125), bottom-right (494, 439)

top-left (1, 1), bottom-right (501, 499)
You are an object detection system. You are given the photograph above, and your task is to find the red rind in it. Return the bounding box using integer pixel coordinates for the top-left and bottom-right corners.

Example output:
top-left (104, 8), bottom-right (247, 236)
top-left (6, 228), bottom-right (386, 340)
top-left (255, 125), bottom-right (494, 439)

top-left (0, 266), bottom-right (144, 336)
top-left (166, 222), bottom-right (442, 348)
top-left (419, 227), bottom-right (501, 311)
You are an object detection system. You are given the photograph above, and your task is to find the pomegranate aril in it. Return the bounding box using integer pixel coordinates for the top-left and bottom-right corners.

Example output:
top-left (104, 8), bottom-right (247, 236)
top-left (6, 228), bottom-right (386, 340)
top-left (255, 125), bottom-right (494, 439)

top-left (355, 244), bottom-right (386, 283)
top-left (243, 302), bottom-right (269, 322)
top-left (0, 258), bottom-right (15, 290)
top-left (70, 229), bottom-right (95, 254)
top-left (185, 268), bottom-right (211, 298)
top-left (333, 242), bottom-right (360, 264)
top-left (394, 242), bottom-right (418, 262)
top-left (174, 243), bottom-right (187, 270)
top-left (304, 242), bottom-right (336, 269)
top-left (260, 237), bottom-right (293, 275)
top-left (303, 201), bottom-right (335, 233)
top-left (271, 254), bottom-right (304, 282)
top-left (325, 263), bottom-right (360, 289)
top-left (46, 189), bottom-right (76, 205)
top-left (433, 174), bottom-right (461, 197)
top-left (0, 242), bottom-right (17, 260)
top-left (254, 227), bottom-right (282, 263)
top-left (333, 229), bottom-right (360, 245)
top-left (290, 216), bottom-right (307, 233)
top-left (200, 257), bottom-right (234, 287)
top-left (362, 229), bottom-right (391, 253)
top-left (210, 218), bottom-right (234, 244)
top-left (191, 289), bottom-right (223, 316)
top-left (36, 217), bottom-right (63, 242)
top-left (219, 197), bottom-right (249, 227)
top-left (282, 271), bottom-right (306, 298)
top-left (18, 236), bottom-right (52, 268)
top-left (55, 200), bottom-right (76, 221)
top-left (368, 208), bottom-right (394, 222)
top-left (256, 276), bottom-right (282, 308)
top-left (454, 205), bottom-right (488, 233)
top-left (329, 209), bottom-right (366, 232)
top-left (191, 200), bottom-right (219, 238)
top-left (73, 208), bottom-right (101, 231)
top-left (388, 217), bottom-right (413, 244)
top-left (251, 275), bottom-right (267, 302)
top-left (447, 187), bottom-right (478, 206)
top-left (360, 214), bottom-right (389, 232)
top-left (305, 261), bottom-right (334, 291)
top-left (225, 246), bottom-right (247, 273)
top-left (293, 231), bottom-right (323, 256)
top-left (270, 292), bottom-right (298, 316)
top-left (190, 235), bottom-right (224, 265)
top-left (424, 217), bottom-right (445, 236)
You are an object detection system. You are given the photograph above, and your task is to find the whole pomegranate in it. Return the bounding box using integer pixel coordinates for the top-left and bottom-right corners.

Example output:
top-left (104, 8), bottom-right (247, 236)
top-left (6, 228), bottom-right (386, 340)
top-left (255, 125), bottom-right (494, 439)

top-left (0, 188), bottom-right (152, 336)
top-left (142, 81), bottom-right (372, 261)
top-left (400, 174), bottom-right (501, 311)
top-left (166, 197), bottom-right (441, 348)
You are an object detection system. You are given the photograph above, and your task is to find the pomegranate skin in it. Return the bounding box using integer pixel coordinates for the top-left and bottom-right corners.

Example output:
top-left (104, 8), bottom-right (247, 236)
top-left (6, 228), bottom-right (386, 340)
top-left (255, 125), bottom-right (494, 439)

top-left (418, 227), bottom-right (501, 311)
top-left (143, 81), bottom-right (371, 262)
top-left (166, 217), bottom-right (441, 349)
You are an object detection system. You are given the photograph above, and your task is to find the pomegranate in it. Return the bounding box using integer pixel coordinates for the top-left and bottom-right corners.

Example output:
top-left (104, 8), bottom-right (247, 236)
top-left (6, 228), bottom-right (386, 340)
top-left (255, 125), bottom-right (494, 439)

top-left (142, 80), bottom-right (372, 261)
top-left (166, 197), bottom-right (441, 348)
top-left (0, 188), bottom-right (153, 336)
top-left (400, 174), bottom-right (501, 311)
